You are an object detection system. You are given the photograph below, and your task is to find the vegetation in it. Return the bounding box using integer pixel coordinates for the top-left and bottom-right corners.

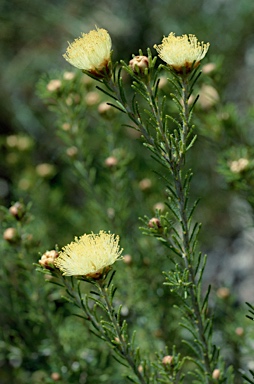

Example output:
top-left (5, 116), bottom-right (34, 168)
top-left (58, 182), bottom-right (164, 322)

top-left (1, 1), bottom-right (254, 383)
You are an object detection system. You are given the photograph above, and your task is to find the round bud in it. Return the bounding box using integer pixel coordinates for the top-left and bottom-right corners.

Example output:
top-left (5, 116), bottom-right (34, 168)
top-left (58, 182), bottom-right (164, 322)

top-left (202, 62), bottom-right (216, 74)
top-left (123, 254), bottom-right (132, 265)
top-left (216, 287), bottom-right (230, 299)
top-left (162, 355), bottom-right (173, 365)
top-left (3, 227), bottom-right (19, 243)
top-left (51, 372), bottom-right (61, 381)
top-left (85, 91), bottom-right (100, 106)
top-left (63, 71), bottom-right (75, 80)
top-left (148, 217), bottom-right (162, 229)
top-left (235, 327), bottom-right (244, 336)
top-left (9, 202), bottom-right (25, 220)
top-left (105, 156), bottom-right (118, 168)
top-left (98, 102), bottom-right (114, 119)
top-left (129, 56), bottom-right (149, 75)
top-left (47, 79), bottom-right (62, 92)
top-left (139, 178), bottom-right (152, 191)
top-left (66, 146), bottom-right (78, 158)
top-left (212, 369), bottom-right (220, 380)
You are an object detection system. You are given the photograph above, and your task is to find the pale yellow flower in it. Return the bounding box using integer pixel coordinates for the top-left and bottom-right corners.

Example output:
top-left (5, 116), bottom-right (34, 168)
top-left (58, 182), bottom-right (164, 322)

top-left (63, 28), bottom-right (112, 76)
top-left (154, 33), bottom-right (210, 73)
top-left (54, 231), bottom-right (123, 276)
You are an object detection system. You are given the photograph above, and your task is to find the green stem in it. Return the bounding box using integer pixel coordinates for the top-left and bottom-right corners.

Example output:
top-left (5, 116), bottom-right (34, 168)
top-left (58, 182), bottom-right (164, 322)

top-left (97, 282), bottom-right (148, 384)
top-left (172, 78), bottom-right (213, 381)
top-left (106, 77), bottom-right (153, 145)
top-left (61, 276), bottom-right (147, 384)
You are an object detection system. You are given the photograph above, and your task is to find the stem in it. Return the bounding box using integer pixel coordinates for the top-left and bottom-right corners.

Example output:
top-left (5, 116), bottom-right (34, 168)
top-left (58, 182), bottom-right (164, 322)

top-left (97, 282), bottom-right (148, 384)
top-left (106, 77), bottom-right (154, 145)
top-left (172, 78), bottom-right (213, 381)
top-left (61, 275), bottom-right (147, 384)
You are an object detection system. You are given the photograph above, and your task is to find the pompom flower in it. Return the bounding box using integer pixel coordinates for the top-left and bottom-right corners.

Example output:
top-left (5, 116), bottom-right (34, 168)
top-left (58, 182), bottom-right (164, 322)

top-left (54, 231), bottom-right (123, 277)
top-left (63, 28), bottom-right (112, 77)
top-left (154, 33), bottom-right (210, 73)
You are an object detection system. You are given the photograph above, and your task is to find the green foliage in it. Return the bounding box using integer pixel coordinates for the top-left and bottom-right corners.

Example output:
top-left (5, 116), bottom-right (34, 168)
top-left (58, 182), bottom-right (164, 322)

top-left (2, 1), bottom-right (254, 383)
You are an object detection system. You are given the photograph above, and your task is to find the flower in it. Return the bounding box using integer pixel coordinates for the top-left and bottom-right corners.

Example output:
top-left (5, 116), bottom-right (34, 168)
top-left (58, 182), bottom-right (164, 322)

top-left (63, 28), bottom-right (112, 77)
top-left (154, 33), bottom-right (209, 73)
top-left (54, 231), bottom-right (123, 276)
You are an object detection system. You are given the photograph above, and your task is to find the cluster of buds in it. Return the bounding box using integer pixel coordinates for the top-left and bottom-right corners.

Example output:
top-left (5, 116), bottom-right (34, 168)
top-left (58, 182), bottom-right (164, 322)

top-left (229, 158), bottom-right (249, 173)
top-left (39, 250), bottom-right (59, 270)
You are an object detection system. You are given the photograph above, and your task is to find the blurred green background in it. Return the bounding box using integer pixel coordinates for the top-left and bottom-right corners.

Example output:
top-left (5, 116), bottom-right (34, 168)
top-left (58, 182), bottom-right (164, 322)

top-left (1, 0), bottom-right (254, 382)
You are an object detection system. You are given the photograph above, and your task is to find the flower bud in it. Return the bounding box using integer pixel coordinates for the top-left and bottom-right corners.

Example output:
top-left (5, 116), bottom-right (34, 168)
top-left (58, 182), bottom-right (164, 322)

top-left (230, 158), bottom-right (249, 173)
top-left (158, 76), bottom-right (168, 89)
top-left (62, 122), bottom-right (71, 131)
top-left (216, 287), bottom-right (230, 299)
top-left (198, 84), bottom-right (219, 110)
top-left (139, 178), bottom-right (152, 191)
top-left (47, 79), bottom-right (62, 92)
top-left (162, 355), bottom-right (173, 365)
top-left (105, 156), bottom-right (118, 168)
top-left (235, 327), bottom-right (244, 336)
top-left (106, 209), bottom-right (115, 222)
top-left (138, 365), bottom-right (143, 373)
top-left (202, 62), bottom-right (216, 74)
top-left (123, 254), bottom-right (132, 265)
top-left (51, 372), bottom-right (61, 381)
top-left (148, 217), bottom-right (162, 229)
top-left (66, 146), bottom-right (78, 158)
top-left (212, 369), bottom-right (220, 379)
top-left (129, 56), bottom-right (149, 75)
top-left (98, 102), bottom-right (114, 119)
top-left (153, 202), bottom-right (165, 212)
top-left (39, 250), bottom-right (59, 270)
top-left (63, 71), bottom-right (75, 80)
top-left (85, 91), bottom-right (100, 106)
top-left (9, 202), bottom-right (25, 220)
top-left (3, 227), bottom-right (19, 243)
top-left (36, 163), bottom-right (55, 178)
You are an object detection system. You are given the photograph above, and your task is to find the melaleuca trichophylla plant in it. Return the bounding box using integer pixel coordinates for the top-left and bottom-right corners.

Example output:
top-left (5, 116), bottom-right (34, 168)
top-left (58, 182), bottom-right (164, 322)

top-left (38, 28), bottom-right (236, 383)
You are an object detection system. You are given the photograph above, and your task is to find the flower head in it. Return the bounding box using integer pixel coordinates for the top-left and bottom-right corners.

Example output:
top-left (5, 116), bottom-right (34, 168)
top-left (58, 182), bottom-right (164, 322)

top-left (154, 33), bottom-right (209, 73)
top-left (63, 28), bottom-right (112, 77)
top-left (54, 231), bottom-right (123, 277)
